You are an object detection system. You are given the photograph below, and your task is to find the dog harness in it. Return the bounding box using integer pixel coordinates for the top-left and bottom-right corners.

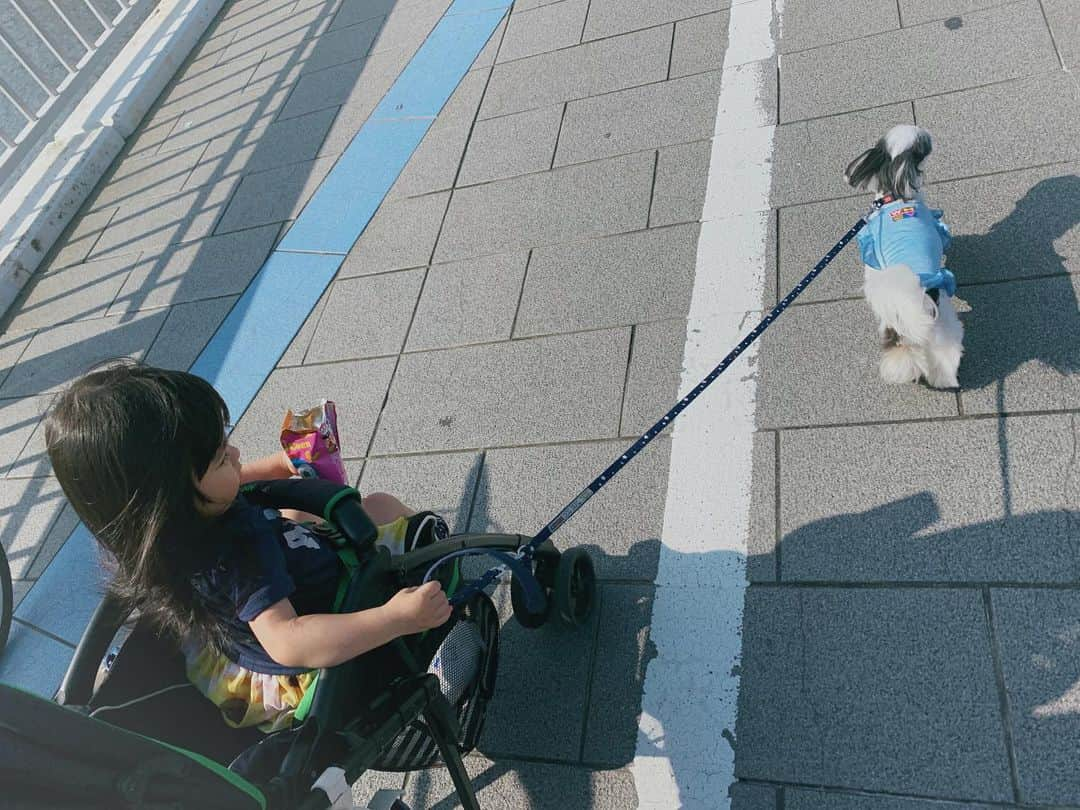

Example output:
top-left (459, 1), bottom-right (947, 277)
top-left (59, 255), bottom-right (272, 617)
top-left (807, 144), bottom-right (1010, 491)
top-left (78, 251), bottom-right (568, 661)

top-left (858, 198), bottom-right (956, 296)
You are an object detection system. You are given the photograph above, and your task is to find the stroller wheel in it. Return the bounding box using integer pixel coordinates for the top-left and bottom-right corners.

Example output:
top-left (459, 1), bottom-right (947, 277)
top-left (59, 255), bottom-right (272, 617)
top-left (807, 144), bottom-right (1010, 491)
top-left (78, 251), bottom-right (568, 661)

top-left (510, 574), bottom-right (549, 628)
top-left (553, 548), bottom-right (596, 627)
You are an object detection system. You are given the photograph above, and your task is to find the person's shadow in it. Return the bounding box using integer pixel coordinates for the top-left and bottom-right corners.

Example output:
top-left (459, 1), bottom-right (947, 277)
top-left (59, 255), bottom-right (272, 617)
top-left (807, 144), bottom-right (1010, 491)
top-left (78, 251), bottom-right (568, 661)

top-left (950, 173), bottom-right (1079, 394)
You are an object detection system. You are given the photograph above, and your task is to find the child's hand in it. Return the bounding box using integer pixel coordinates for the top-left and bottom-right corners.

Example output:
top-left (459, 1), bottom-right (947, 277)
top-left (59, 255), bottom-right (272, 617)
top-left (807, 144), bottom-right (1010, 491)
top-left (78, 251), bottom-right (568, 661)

top-left (385, 581), bottom-right (451, 634)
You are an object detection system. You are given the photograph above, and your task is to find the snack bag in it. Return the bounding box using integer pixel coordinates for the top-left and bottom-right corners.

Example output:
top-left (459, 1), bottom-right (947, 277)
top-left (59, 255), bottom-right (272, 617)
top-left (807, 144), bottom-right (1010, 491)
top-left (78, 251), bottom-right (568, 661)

top-left (280, 400), bottom-right (348, 485)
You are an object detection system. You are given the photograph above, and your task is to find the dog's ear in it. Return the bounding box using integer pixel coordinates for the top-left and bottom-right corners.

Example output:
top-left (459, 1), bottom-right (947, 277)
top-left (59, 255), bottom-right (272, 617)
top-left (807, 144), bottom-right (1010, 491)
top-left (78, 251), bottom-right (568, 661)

top-left (890, 128), bottom-right (933, 199)
top-left (844, 143), bottom-right (891, 192)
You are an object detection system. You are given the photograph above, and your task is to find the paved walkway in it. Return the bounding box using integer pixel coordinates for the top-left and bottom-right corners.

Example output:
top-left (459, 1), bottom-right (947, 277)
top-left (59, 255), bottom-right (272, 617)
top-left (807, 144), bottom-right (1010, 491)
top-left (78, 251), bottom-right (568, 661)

top-left (0, 0), bottom-right (1077, 807)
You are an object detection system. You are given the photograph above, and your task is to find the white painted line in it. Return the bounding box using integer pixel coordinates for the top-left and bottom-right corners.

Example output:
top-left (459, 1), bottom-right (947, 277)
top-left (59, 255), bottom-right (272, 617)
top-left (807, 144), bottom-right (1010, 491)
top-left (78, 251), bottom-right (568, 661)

top-left (631, 1), bottom-right (781, 807)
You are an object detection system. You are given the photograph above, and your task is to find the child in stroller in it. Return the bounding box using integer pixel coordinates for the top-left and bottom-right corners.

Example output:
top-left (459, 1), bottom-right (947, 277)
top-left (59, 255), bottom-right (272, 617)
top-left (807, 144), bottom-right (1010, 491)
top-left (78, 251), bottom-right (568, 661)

top-left (3, 361), bottom-right (595, 808)
top-left (43, 363), bottom-right (459, 735)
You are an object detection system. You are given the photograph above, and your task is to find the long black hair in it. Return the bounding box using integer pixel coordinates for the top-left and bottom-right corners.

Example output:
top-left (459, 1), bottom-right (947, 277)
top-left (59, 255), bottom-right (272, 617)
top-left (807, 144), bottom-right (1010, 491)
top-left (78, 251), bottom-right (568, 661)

top-left (45, 362), bottom-right (234, 649)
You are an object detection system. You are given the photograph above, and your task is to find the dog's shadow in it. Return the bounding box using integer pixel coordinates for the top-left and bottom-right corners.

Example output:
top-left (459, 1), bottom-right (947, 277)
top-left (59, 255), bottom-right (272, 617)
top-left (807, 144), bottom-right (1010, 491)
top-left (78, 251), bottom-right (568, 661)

top-left (949, 173), bottom-right (1080, 392)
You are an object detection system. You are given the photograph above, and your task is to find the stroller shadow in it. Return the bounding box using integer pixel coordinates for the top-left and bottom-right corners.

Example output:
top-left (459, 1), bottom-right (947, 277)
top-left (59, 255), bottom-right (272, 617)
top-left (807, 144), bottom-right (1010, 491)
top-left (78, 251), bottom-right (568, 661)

top-left (950, 173), bottom-right (1080, 392)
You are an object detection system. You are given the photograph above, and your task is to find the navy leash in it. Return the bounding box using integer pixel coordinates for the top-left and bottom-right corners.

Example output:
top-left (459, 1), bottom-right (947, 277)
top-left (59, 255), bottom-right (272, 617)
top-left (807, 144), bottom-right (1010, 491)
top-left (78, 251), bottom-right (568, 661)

top-left (433, 201), bottom-right (882, 606)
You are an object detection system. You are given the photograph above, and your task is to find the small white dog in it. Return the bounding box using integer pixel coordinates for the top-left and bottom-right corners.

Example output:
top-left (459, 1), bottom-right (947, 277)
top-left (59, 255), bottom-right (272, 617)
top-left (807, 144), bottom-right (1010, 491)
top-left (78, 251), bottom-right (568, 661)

top-left (845, 124), bottom-right (964, 388)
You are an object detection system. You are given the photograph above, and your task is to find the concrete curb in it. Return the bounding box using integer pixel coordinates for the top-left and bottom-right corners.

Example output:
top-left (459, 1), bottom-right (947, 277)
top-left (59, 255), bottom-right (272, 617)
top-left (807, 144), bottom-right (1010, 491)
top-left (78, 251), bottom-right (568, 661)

top-left (0, 0), bottom-right (227, 320)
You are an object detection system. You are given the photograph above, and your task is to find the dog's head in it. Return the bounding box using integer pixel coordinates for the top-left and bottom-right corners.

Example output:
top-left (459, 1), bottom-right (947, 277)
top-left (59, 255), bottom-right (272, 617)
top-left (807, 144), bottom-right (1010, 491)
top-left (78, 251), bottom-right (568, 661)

top-left (845, 125), bottom-right (933, 200)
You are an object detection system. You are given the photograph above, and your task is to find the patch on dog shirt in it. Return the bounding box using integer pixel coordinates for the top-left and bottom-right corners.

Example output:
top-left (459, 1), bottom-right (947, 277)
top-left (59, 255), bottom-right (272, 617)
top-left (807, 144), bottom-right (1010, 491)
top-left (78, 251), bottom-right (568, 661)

top-left (889, 205), bottom-right (917, 222)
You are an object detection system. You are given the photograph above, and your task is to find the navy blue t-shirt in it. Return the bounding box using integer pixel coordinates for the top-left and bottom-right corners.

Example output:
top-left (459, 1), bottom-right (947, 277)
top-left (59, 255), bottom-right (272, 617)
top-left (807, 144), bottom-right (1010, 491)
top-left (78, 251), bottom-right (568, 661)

top-left (192, 494), bottom-right (343, 675)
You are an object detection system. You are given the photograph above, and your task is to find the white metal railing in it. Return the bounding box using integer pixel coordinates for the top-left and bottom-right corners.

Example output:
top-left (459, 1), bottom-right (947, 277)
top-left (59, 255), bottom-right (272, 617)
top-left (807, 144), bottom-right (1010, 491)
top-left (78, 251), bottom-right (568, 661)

top-left (0, 0), bottom-right (149, 185)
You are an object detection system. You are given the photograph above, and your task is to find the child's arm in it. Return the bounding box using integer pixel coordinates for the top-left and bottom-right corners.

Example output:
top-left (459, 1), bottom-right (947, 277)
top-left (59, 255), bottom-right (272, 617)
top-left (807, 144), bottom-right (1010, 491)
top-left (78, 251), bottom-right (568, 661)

top-left (240, 451), bottom-right (296, 484)
top-left (248, 581), bottom-right (451, 669)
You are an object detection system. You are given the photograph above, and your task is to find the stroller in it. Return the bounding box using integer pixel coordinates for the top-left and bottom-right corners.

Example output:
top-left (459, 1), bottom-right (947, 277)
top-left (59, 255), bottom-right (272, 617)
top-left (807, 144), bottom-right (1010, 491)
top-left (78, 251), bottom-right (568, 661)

top-left (0, 478), bottom-right (597, 809)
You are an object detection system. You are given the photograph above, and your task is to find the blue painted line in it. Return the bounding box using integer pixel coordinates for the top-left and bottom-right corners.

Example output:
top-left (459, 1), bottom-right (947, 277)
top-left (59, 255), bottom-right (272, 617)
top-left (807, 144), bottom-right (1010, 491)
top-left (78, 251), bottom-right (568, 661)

top-left (3, 0), bottom-right (509, 696)
top-left (371, 8), bottom-right (506, 121)
top-left (278, 118), bottom-right (432, 254)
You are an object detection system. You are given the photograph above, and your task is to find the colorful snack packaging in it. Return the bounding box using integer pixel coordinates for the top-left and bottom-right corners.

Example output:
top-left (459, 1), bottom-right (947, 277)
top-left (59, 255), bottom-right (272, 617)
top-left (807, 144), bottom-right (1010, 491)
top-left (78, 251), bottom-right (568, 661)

top-left (280, 400), bottom-right (348, 485)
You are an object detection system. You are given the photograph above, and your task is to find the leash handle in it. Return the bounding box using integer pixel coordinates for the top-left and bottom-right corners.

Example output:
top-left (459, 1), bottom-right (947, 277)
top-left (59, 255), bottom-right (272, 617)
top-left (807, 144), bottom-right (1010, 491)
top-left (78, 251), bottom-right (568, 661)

top-left (446, 209), bottom-right (876, 605)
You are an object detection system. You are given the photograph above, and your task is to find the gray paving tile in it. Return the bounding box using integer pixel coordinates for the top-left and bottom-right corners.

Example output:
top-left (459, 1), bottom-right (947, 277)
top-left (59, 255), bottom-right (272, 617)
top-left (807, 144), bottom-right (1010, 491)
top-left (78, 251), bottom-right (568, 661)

top-left (468, 437), bottom-right (670, 579)
top-left (771, 103), bottom-right (913, 208)
top-left (389, 69), bottom-right (488, 199)
top-left (755, 298), bottom-right (957, 429)
top-left (359, 450), bottom-right (482, 532)
top-left (670, 10), bottom-right (729, 78)
top-left (108, 224), bottom-right (277, 314)
top-left (405, 251), bottom-right (528, 352)
top-left (26, 504), bottom-right (80, 578)
top-left (0, 396), bottom-right (52, 478)
top-left (403, 755), bottom-right (639, 809)
top-left (779, 415), bottom-right (1080, 582)
top-left (86, 146), bottom-right (207, 214)
top-left (277, 58), bottom-right (369, 121)
top-left (1045, 0), bottom-right (1079, 68)
top-left (582, 0), bottom-right (726, 41)
top-left (214, 157), bottom-right (335, 234)
top-left (45, 207), bottom-right (117, 271)
top-left (124, 107), bottom-right (184, 160)
top-left (143, 296), bottom-right (238, 372)
top-left (747, 431), bottom-right (777, 582)
top-left (338, 192), bottom-right (450, 276)
top-left (514, 224), bottom-right (698, 336)
top-left (278, 289), bottom-right (330, 366)
top-left (471, 16), bottom-right (505, 69)
top-left (650, 138), bottom-right (710, 228)
top-left (373, 329), bottom-right (630, 453)
top-left (316, 47), bottom-right (413, 155)
top-left (735, 587), bottom-right (1012, 800)
top-left (273, 14), bottom-right (384, 79)
top-left (479, 25), bottom-right (672, 119)
top-left (497, 0), bottom-right (588, 63)
top-left (899, 0), bottom-right (1006, 26)
top-left (7, 401), bottom-right (55, 480)
top-left (0, 333), bottom-right (32, 393)
top-left (779, 0), bottom-right (898, 54)
top-left (777, 196), bottom-right (867, 303)
top-left (481, 585), bottom-right (595, 760)
top-left (364, 0), bottom-right (448, 57)
top-left (215, 0), bottom-right (337, 72)
top-left (154, 59), bottom-right (258, 120)
top-left (11, 578), bottom-right (32, 611)
top-left (554, 71), bottom-right (722, 166)
top-left (731, 783), bottom-right (778, 810)
top-left (619, 318), bottom-right (686, 437)
top-left (182, 107), bottom-right (337, 191)
top-left (915, 72), bottom-right (1080, 181)
top-left (779, 1), bottom-right (1058, 122)
top-left (931, 161), bottom-right (1079, 282)
top-left (583, 583), bottom-right (653, 764)
top-left (328, 0), bottom-right (396, 32)
top-left (0, 478), bottom-right (74, 580)
top-left (959, 275), bottom-right (1080, 413)
top-left (90, 180), bottom-right (239, 259)
top-left (458, 104), bottom-right (563, 186)
top-left (992, 588), bottom-right (1080, 805)
top-left (160, 77), bottom-right (292, 155)
top-left (8, 253), bottom-right (140, 331)
top-left (786, 788), bottom-right (995, 809)
top-left (228, 358), bottom-right (397, 460)
top-left (350, 770), bottom-right (405, 809)
top-left (0, 310), bottom-right (168, 397)
top-left (435, 151), bottom-right (654, 263)
top-left (305, 268), bottom-right (424, 362)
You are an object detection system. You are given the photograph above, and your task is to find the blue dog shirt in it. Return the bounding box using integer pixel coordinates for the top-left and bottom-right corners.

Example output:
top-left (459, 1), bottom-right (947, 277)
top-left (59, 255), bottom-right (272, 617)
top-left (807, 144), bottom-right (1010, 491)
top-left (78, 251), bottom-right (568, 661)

top-left (858, 199), bottom-right (956, 296)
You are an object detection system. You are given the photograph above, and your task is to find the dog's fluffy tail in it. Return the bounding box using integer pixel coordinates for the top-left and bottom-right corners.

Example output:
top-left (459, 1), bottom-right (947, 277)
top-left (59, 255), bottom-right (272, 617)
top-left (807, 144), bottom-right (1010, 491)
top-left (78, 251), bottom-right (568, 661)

top-left (864, 264), bottom-right (936, 384)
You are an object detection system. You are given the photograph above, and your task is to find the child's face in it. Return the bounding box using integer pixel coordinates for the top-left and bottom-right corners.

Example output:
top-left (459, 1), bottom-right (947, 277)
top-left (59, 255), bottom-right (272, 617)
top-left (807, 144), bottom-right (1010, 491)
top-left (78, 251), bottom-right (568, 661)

top-left (195, 440), bottom-right (241, 517)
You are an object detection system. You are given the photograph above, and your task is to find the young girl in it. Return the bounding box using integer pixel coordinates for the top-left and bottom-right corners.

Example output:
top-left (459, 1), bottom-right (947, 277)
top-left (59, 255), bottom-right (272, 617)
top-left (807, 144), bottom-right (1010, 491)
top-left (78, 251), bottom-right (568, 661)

top-left (45, 363), bottom-right (452, 732)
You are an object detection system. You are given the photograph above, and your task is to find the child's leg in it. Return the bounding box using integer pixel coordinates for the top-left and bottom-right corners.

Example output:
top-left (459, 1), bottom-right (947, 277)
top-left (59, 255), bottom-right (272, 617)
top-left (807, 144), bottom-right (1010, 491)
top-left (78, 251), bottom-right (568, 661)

top-left (362, 491), bottom-right (414, 524)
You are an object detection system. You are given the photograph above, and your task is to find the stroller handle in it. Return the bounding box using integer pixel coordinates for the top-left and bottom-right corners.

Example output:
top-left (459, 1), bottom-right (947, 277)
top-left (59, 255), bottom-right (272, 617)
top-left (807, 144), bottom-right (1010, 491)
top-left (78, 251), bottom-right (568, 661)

top-left (240, 479), bottom-right (378, 551)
